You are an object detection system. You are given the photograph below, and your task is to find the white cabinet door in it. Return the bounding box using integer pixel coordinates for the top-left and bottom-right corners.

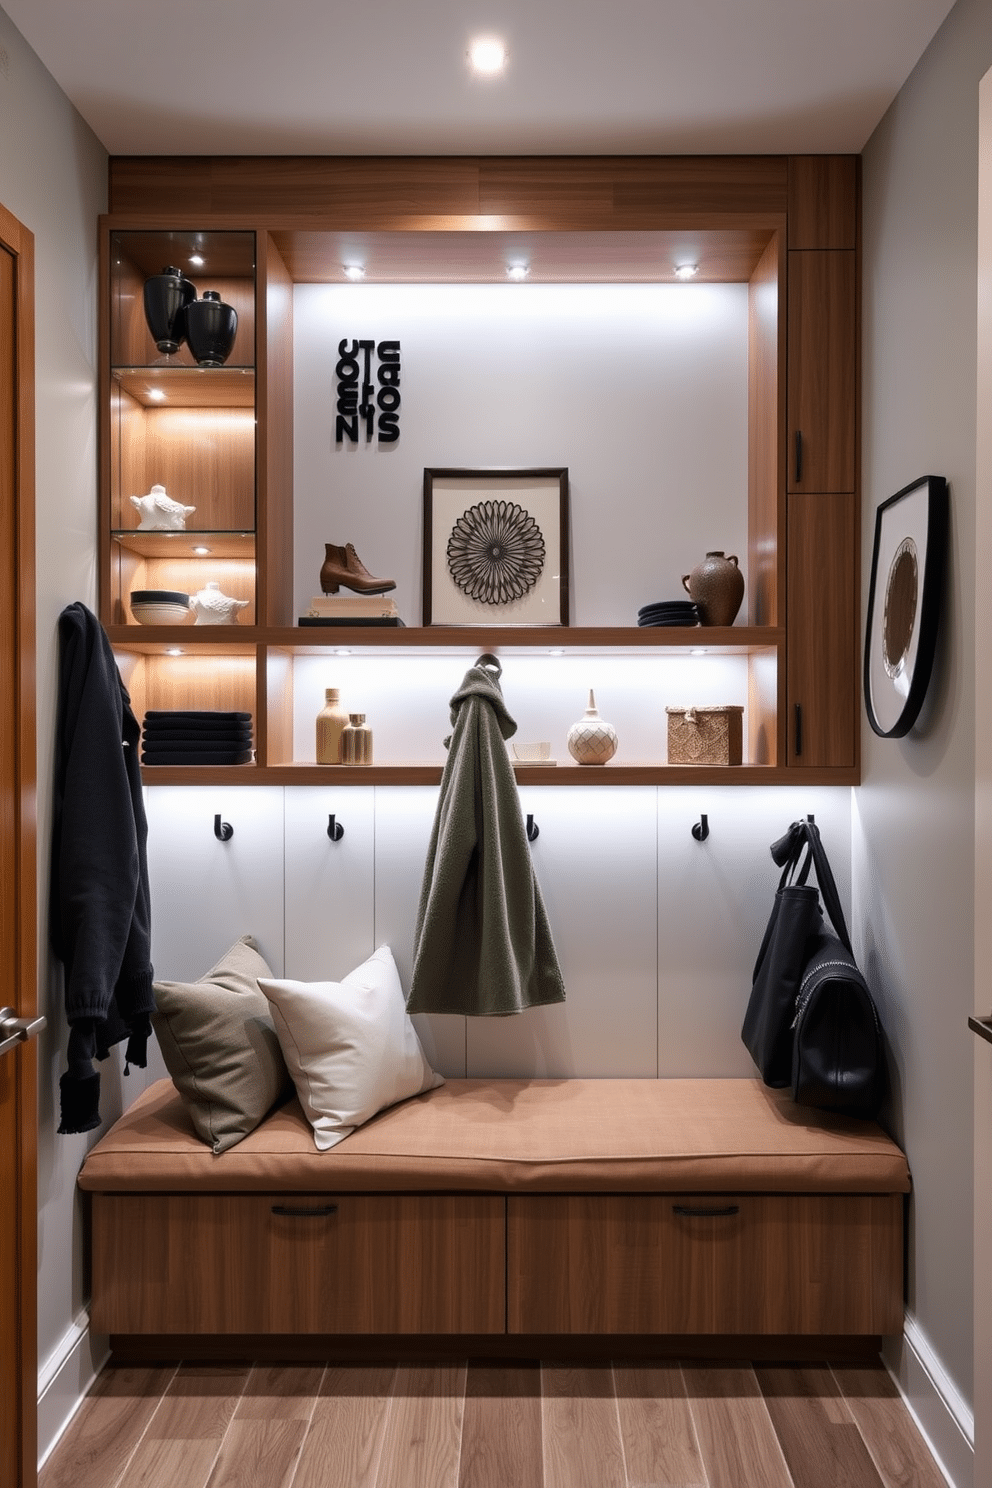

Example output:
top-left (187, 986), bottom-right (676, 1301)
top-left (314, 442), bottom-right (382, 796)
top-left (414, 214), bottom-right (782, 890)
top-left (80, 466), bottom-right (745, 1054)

top-left (372, 786), bottom-right (466, 1077)
top-left (283, 787), bottom-right (375, 980)
top-left (656, 785), bottom-right (851, 1076)
top-left (144, 786), bottom-right (286, 982)
top-left (467, 786), bottom-right (658, 1078)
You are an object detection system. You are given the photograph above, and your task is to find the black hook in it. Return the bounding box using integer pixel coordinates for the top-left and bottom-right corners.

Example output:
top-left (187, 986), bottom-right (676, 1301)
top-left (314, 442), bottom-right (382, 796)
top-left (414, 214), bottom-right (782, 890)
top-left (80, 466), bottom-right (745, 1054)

top-left (691, 814), bottom-right (709, 842)
top-left (526, 814), bottom-right (539, 842)
top-left (214, 814), bottom-right (234, 842)
top-left (327, 814), bottom-right (344, 842)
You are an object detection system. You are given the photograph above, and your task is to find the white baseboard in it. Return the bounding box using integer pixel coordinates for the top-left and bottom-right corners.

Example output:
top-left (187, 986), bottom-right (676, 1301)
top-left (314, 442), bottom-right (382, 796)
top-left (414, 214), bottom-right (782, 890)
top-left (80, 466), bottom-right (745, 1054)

top-left (37, 1312), bottom-right (109, 1470)
top-left (883, 1311), bottom-right (974, 1488)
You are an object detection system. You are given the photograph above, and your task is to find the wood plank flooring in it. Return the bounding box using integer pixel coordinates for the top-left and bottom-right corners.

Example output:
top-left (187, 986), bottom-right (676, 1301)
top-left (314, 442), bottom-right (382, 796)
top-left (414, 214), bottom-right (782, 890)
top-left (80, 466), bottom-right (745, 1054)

top-left (39, 1358), bottom-right (949, 1488)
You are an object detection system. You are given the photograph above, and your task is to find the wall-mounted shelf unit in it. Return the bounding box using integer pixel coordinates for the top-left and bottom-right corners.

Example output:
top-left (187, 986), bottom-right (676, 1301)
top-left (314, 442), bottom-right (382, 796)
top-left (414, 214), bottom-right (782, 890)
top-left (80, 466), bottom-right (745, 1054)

top-left (100, 155), bottom-right (860, 788)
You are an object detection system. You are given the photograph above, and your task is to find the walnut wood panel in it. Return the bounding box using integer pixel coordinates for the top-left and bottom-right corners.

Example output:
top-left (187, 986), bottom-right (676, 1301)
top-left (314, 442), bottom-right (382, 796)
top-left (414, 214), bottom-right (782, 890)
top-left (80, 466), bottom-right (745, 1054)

top-left (787, 492), bottom-right (858, 769)
top-left (274, 227), bottom-right (775, 285)
top-left (114, 651), bottom-right (256, 725)
top-left (113, 368), bottom-right (255, 409)
top-left (506, 1194), bottom-right (903, 1336)
top-left (91, 1194), bottom-right (506, 1335)
top-left (787, 250), bottom-right (857, 494)
top-left (747, 232), bottom-right (783, 627)
top-left (788, 156), bottom-right (859, 251)
top-left (0, 200), bottom-right (37, 1488)
top-left (257, 233), bottom-right (294, 627)
top-left (113, 396), bottom-right (255, 532)
top-left (748, 649), bottom-right (779, 767)
top-left (109, 156), bottom-right (788, 225)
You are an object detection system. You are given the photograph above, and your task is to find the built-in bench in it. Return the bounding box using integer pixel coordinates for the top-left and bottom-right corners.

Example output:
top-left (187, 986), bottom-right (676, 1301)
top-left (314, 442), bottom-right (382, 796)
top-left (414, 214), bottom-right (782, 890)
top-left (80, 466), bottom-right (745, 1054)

top-left (78, 1076), bottom-right (911, 1360)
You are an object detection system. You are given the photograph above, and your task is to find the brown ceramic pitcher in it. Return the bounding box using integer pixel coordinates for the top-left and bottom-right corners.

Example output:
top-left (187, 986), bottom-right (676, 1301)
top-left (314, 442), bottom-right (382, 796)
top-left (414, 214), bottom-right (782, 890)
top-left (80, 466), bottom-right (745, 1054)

top-left (681, 550), bottom-right (745, 626)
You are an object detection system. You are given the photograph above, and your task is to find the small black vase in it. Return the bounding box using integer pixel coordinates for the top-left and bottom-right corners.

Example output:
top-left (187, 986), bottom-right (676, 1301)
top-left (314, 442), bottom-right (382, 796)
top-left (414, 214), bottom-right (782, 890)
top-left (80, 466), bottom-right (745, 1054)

top-left (142, 266), bottom-right (197, 356)
top-left (185, 291), bottom-right (239, 367)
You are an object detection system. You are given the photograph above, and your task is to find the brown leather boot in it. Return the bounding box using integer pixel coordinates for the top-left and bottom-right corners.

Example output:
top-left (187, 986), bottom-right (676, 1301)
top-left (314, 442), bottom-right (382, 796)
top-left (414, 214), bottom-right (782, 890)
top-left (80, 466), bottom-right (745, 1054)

top-left (320, 543), bottom-right (396, 595)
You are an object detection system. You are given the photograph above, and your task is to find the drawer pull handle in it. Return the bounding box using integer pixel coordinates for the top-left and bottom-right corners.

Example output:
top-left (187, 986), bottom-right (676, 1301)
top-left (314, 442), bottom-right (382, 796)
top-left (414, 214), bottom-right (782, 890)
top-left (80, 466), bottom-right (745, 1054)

top-left (271, 1204), bottom-right (339, 1217)
top-left (673, 1204), bottom-right (741, 1217)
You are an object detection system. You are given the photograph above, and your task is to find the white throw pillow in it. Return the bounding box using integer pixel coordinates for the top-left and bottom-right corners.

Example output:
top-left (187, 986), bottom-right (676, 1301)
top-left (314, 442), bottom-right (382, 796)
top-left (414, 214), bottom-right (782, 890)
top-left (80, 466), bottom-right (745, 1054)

top-left (258, 946), bottom-right (443, 1150)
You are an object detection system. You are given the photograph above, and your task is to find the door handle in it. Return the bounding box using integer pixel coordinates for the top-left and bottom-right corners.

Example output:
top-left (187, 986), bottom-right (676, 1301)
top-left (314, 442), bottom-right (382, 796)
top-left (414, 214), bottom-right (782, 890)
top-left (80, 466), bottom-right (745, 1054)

top-left (0, 1007), bottom-right (46, 1059)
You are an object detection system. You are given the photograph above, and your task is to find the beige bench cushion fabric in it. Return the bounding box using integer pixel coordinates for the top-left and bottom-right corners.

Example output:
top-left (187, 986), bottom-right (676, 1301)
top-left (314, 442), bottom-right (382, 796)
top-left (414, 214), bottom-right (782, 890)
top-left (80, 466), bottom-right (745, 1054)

top-left (78, 1077), bottom-right (910, 1195)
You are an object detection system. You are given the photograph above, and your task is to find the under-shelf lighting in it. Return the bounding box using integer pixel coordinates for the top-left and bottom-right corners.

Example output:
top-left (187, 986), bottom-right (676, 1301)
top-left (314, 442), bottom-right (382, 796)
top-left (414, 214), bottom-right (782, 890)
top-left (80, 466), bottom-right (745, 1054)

top-left (343, 264), bottom-right (366, 281)
top-left (335, 648), bottom-right (352, 657)
top-left (189, 253), bottom-right (205, 267)
top-left (468, 35), bottom-right (507, 74)
top-left (147, 387), bottom-right (166, 402)
top-left (548, 647), bottom-right (565, 657)
top-left (192, 545), bottom-right (211, 555)
top-left (165, 647), bottom-right (184, 657)
top-left (506, 263), bottom-right (529, 281)
top-left (674, 263), bottom-right (699, 280)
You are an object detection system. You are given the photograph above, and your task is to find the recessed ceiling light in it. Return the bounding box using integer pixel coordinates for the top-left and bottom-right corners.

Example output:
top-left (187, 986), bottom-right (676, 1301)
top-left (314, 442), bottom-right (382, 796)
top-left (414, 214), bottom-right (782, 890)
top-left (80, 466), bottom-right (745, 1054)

top-left (548, 648), bottom-right (564, 657)
top-left (506, 263), bottom-right (529, 281)
top-left (468, 36), bottom-right (507, 74)
top-left (189, 254), bottom-right (205, 267)
top-left (192, 545), bottom-right (211, 555)
top-left (334, 648), bottom-right (352, 657)
top-left (343, 264), bottom-right (366, 281)
top-left (674, 263), bottom-right (700, 280)
top-left (165, 648), bottom-right (184, 657)
top-left (147, 387), bottom-right (166, 401)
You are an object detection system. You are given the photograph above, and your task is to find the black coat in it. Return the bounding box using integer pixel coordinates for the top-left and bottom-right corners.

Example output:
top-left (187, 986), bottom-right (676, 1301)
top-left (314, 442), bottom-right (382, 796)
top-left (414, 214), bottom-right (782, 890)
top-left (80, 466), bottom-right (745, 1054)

top-left (51, 603), bottom-right (154, 1133)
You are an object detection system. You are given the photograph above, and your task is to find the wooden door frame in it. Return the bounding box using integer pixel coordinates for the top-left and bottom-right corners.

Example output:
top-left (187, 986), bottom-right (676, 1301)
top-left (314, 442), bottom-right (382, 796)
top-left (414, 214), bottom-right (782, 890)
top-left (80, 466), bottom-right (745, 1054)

top-left (0, 198), bottom-right (38, 1488)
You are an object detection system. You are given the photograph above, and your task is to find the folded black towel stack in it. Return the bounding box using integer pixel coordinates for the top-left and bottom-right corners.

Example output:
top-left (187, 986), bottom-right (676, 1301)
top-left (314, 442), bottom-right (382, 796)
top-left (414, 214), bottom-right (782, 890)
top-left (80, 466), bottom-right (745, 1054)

top-left (141, 710), bottom-right (254, 765)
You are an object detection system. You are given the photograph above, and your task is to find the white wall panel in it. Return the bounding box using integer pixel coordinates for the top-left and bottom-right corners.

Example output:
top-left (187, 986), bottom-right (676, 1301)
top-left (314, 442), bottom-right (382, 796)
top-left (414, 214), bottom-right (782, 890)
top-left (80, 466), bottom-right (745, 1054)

top-left (144, 786), bottom-right (286, 980)
top-left (466, 787), bottom-right (658, 1077)
top-left (283, 786), bottom-right (375, 979)
top-left (371, 785), bottom-right (466, 1075)
top-left (656, 787), bottom-right (852, 1077)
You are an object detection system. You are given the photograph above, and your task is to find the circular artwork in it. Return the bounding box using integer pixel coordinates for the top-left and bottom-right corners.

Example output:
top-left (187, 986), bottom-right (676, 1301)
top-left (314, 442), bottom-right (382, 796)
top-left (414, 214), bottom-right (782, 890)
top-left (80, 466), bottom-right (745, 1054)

top-left (882, 537), bottom-right (918, 681)
top-left (446, 499), bottom-right (546, 606)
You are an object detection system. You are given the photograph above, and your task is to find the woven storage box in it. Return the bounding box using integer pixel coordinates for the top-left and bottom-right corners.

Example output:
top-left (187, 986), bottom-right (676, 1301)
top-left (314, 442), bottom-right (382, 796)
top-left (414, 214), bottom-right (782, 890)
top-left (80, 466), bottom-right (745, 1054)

top-left (666, 706), bottom-right (744, 765)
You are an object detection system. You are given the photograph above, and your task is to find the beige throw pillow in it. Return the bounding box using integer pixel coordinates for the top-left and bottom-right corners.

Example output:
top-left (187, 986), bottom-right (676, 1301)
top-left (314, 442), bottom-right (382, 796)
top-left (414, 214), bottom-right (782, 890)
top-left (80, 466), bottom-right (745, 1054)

top-left (152, 935), bottom-right (292, 1153)
top-left (259, 945), bottom-right (444, 1151)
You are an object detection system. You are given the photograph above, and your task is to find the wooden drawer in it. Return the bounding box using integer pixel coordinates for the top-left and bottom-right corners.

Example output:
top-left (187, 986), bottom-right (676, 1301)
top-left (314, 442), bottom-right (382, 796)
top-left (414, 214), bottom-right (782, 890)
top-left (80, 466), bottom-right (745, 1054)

top-left (507, 1193), bottom-right (903, 1335)
top-left (91, 1192), bottom-right (506, 1335)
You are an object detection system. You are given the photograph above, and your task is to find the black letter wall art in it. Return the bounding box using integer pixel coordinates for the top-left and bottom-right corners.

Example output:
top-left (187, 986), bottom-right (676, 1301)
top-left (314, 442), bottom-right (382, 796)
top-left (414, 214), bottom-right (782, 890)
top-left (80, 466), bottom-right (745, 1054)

top-left (335, 339), bottom-right (401, 444)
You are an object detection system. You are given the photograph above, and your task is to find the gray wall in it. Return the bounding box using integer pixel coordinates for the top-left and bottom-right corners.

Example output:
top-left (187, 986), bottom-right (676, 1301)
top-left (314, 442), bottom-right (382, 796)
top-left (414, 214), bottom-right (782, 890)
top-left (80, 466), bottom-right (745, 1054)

top-left (859, 0), bottom-right (992, 1432)
top-left (0, 0), bottom-right (114, 1454)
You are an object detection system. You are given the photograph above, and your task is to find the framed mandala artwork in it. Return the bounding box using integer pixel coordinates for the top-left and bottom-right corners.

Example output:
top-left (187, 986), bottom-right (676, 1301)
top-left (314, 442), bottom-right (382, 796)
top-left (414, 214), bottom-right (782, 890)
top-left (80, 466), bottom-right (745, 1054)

top-left (864, 473), bottom-right (948, 738)
top-left (423, 468), bottom-right (569, 626)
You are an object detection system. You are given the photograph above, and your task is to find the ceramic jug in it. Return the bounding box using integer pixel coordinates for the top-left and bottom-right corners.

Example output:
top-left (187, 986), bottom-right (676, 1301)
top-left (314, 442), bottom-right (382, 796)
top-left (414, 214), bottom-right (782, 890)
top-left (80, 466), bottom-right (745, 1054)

top-left (681, 550), bottom-right (745, 626)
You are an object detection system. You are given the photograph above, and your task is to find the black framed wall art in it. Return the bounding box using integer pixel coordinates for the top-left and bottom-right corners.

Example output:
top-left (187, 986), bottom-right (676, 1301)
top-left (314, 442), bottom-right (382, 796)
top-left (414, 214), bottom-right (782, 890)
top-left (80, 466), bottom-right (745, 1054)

top-left (423, 468), bottom-right (569, 626)
top-left (864, 473), bottom-right (948, 737)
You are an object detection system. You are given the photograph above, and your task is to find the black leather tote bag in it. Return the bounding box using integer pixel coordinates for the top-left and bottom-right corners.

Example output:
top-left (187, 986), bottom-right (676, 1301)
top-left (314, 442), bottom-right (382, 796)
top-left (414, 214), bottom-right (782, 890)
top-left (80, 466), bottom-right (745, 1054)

top-left (742, 819), bottom-right (886, 1120)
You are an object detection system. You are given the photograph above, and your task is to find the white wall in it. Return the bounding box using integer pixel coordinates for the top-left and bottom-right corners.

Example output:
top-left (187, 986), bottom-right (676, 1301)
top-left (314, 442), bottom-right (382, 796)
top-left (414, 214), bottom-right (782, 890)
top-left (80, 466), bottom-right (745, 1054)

top-left (0, 1), bottom-right (120, 1462)
top-left (859, 0), bottom-right (992, 1475)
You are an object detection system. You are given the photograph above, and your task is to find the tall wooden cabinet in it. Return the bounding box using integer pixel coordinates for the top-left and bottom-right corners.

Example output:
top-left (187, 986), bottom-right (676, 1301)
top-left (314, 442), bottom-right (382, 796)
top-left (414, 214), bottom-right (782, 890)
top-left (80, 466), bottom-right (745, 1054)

top-left (99, 156), bottom-right (861, 786)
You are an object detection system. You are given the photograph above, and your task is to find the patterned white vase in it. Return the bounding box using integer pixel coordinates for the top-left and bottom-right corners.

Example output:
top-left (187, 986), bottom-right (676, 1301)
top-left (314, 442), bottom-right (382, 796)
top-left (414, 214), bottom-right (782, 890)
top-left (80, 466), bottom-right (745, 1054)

top-left (566, 689), bottom-right (618, 765)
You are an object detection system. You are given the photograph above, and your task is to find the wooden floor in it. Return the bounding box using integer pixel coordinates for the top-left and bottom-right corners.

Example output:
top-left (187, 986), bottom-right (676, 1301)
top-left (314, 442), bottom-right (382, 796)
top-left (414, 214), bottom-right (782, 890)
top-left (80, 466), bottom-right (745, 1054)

top-left (39, 1358), bottom-right (949, 1488)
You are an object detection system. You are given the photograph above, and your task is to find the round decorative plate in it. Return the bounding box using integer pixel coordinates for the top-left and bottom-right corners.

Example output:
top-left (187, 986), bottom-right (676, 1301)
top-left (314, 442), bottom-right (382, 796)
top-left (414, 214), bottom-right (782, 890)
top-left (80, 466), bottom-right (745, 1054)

top-left (446, 499), bottom-right (546, 606)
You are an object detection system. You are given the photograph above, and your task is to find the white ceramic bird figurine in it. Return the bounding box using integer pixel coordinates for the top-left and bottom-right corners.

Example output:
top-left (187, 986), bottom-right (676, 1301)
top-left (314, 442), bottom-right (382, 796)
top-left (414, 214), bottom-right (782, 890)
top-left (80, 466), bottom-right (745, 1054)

top-left (130, 484), bottom-right (196, 531)
top-left (190, 581), bottom-right (249, 625)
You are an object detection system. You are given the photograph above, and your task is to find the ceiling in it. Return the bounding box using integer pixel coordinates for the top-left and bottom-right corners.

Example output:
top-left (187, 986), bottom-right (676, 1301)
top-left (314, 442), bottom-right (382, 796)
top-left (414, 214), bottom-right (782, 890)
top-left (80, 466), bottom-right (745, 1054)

top-left (3, 0), bottom-right (957, 158)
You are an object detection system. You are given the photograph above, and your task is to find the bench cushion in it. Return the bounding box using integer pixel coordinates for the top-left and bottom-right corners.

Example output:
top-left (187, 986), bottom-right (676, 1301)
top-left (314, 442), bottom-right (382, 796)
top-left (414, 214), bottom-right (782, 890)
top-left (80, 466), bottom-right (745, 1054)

top-left (78, 1077), bottom-right (911, 1195)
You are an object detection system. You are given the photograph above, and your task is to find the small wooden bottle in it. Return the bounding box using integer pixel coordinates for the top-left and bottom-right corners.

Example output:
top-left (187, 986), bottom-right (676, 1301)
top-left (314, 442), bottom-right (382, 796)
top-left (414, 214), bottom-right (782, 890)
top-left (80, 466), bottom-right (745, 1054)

top-left (316, 687), bottom-right (349, 763)
top-left (341, 713), bottom-right (373, 765)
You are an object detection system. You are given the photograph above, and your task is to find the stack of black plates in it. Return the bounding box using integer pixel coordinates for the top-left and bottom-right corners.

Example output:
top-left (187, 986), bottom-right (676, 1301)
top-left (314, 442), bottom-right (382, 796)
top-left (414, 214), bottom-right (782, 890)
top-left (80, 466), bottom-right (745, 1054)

top-left (637, 600), bottom-right (699, 628)
top-left (142, 710), bottom-right (254, 765)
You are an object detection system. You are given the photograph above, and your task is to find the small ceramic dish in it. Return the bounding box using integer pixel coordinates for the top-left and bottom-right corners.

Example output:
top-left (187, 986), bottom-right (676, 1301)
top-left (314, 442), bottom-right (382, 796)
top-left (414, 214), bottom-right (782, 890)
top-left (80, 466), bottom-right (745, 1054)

top-left (129, 589), bottom-right (191, 625)
top-left (512, 741), bottom-right (556, 765)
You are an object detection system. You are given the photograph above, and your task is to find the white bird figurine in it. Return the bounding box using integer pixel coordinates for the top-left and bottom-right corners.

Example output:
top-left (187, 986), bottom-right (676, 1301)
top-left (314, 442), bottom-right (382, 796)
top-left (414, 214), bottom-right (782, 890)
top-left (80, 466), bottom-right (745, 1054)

top-left (190, 581), bottom-right (249, 625)
top-left (130, 484), bottom-right (196, 531)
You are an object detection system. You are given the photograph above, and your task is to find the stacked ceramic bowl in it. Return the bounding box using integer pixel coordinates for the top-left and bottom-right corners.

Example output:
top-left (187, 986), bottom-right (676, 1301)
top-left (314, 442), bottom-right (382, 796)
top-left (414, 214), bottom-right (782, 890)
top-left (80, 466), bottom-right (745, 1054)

top-left (636, 600), bottom-right (699, 628)
top-left (129, 589), bottom-right (191, 625)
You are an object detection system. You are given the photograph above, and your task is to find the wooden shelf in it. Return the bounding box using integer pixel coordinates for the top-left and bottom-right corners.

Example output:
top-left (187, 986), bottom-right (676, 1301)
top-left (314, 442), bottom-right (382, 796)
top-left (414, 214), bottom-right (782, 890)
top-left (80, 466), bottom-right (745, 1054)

top-left (111, 366), bottom-right (255, 408)
top-left (108, 624), bottom-right (782, 652)
top-left (112, 531), bottom-right (255, 560)
top-left (138, 762), bottom-right (858, 787)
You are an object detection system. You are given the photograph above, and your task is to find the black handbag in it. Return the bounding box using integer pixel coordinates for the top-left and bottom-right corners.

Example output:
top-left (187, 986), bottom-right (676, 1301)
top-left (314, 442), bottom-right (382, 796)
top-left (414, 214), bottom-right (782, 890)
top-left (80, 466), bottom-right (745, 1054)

top-left (741, 818), bottom-right (886, 1120)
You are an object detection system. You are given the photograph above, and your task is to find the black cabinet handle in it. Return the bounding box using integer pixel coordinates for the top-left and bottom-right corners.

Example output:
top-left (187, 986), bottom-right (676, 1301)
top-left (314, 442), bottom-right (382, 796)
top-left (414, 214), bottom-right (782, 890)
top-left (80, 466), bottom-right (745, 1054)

top-left (673, 1204), bottom-right (741, 1217)
top-left (794, 703), bottom-right (803, 757)
top-left (794, 429), bottom-right (803, 484)
top-left (271, 1203), bottom-right (339, 1218)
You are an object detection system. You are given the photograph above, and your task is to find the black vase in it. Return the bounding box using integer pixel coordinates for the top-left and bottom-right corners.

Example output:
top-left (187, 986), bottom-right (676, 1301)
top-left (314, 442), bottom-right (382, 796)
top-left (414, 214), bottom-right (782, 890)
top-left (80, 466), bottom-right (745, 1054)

top-left (185, 291), bottom-right (239, 367)
top-left (142, 266), bottom-right (197, 356)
